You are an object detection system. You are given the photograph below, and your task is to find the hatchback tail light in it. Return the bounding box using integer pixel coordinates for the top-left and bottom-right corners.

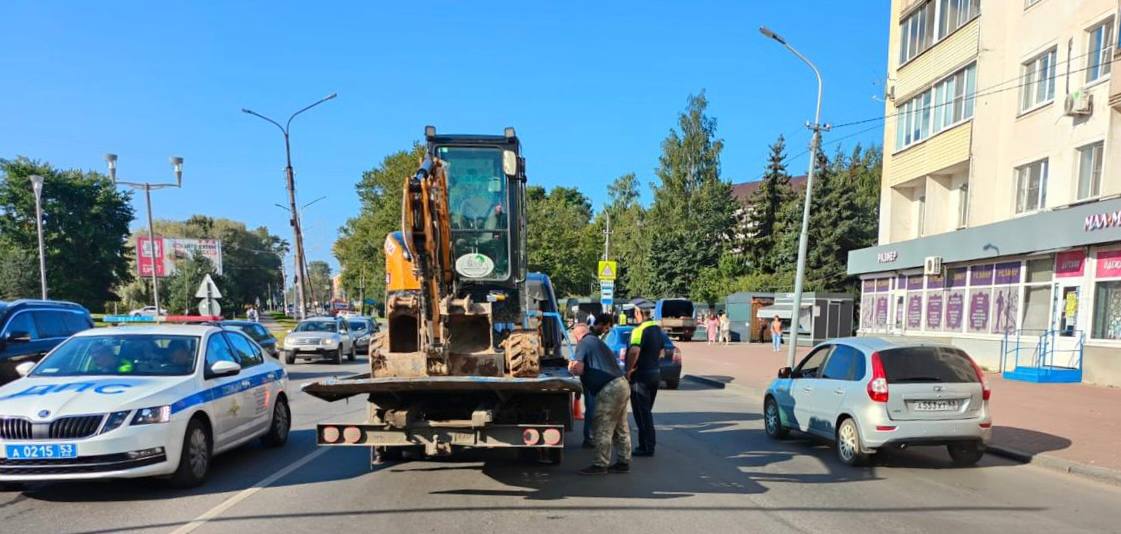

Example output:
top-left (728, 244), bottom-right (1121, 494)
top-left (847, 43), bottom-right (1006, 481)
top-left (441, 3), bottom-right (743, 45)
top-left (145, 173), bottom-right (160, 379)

top-left (867, 351), bottom-right (888, 403)
top-left (968, 356), bottom-right (991, 400)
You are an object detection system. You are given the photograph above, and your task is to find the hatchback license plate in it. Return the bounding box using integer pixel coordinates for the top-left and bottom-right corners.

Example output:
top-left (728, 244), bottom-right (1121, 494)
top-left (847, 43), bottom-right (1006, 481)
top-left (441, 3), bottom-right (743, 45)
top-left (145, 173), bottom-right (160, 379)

top-left (5, 443), bottom-right (78, 460)
top-left (911, 400), bottom-right (959, 412)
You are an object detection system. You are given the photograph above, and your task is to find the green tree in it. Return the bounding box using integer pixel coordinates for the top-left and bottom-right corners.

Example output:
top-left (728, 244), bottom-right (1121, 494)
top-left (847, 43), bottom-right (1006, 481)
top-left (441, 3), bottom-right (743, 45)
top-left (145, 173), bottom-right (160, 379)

top-left (307, 260), bottom-right (333, 306)
top-left (0, 157), bottom-right (134, 310)
top-left (0, 245), bottom-right (39, 299)
top-left (334, 144), bottom-right (425, 301)
top-left (647, 92), bottom-right (737, 297)
top-left (597, 173), bottom-right (652, 299)
top-left (744, 135), bottom-right (795, 273)
top-left (526, 185), bottom-right (599, 297)
top-left (163, 252), bottom-right (220, 315)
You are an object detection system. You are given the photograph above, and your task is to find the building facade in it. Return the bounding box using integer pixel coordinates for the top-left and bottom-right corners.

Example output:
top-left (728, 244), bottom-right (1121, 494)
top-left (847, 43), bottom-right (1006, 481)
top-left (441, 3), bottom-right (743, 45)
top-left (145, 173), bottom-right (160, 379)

top-left (849, 0), bottom-right (1121, 386)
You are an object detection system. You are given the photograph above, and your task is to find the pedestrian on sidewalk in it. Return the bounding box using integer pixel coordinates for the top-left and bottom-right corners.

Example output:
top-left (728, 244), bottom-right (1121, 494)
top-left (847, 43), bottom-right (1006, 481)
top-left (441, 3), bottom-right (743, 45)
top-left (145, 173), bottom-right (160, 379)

top-left (569, 321), bottom-right (631, 475)
top-left (718, 311), bottom-right (731, 345)
top-left (626, 306), bottom-right (663, 457)
top-left (705, 313), bottom-right (719, 344)
top-left (770, 315), bottom-right (783, 352)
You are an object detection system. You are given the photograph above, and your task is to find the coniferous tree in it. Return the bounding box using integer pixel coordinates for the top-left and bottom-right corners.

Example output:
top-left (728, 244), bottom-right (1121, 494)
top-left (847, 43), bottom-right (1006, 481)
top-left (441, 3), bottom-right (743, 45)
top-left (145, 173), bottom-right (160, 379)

top-left (744, 135), bottom-right (794, 273)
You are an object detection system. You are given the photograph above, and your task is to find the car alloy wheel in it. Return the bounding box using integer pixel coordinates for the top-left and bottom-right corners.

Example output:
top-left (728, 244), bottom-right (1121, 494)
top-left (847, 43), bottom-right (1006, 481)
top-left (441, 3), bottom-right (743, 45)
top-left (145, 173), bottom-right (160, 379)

top-left (187, 426), bottom-right (210, 479)
top-left (836, 417), bottom-right (867, 466)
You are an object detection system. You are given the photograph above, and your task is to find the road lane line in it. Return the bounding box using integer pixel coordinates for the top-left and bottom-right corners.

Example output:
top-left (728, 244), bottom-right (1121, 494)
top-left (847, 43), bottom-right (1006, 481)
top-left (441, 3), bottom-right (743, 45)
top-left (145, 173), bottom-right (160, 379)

top-left (169, 446), bottom-right (330, 534)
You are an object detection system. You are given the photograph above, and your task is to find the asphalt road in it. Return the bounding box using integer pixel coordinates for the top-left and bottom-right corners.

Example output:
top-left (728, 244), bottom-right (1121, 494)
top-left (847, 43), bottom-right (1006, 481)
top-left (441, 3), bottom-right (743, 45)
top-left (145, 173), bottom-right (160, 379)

top-left (2, 355), bottom-right (1120, 534)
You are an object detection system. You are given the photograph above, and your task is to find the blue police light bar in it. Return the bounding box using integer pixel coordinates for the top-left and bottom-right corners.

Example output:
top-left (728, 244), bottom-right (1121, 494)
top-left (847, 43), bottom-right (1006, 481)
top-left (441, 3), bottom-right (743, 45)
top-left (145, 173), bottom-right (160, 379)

top-left (102, 315), bottom-right (156, 323)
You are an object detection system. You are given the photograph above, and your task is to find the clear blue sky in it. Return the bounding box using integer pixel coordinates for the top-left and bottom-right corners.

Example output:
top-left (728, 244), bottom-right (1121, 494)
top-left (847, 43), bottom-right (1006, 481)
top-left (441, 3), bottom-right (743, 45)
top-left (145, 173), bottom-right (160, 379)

top-left (1, 1), bottom-right (888, 273)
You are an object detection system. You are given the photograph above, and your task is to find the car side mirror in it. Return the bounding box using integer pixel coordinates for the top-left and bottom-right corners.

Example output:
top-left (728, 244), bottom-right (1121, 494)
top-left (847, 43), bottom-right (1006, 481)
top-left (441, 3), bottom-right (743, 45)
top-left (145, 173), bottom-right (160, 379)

top-left (209, 360), bottom-right (241, 377)
top-left (777, 367), bottom-right (793, 379)
top-left (15, 361), bottom-right (36, 377)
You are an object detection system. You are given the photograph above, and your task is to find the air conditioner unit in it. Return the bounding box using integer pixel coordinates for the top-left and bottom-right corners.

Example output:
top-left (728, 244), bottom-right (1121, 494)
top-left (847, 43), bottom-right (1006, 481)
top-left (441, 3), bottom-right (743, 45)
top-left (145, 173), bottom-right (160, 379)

top-left (1065, 91), bottom-right (1093, 116)
top-left (924, 256), bottom-right (943, 276)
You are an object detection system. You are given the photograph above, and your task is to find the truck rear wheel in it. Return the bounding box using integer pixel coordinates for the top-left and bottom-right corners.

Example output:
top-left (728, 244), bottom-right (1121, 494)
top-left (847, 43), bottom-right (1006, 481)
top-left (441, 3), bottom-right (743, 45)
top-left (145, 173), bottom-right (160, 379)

top-left (503, 331), bottom-right (541, 377)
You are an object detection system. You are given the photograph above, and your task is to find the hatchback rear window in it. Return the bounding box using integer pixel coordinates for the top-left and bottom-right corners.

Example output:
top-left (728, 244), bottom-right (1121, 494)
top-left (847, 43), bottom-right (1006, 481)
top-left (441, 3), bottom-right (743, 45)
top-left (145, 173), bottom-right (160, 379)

top-left (879, 347), bottom-right (977, 383)
top-left (660, 300), bottom-right (693, 317)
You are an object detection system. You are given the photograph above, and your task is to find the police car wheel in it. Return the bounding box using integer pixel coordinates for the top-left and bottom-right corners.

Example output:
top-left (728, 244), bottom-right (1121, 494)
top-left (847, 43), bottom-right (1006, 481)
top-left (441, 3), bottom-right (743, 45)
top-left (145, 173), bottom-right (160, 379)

top-left (262, 397), bottom-right (291, 447)
top-left (170, 419), bottom-right (211, 488)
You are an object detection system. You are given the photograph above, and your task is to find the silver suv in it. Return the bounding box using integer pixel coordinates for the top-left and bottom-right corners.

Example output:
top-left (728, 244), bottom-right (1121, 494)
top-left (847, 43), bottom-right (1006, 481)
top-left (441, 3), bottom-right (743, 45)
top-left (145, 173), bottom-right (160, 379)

top-left (764, 337), bottom-right (991, 467)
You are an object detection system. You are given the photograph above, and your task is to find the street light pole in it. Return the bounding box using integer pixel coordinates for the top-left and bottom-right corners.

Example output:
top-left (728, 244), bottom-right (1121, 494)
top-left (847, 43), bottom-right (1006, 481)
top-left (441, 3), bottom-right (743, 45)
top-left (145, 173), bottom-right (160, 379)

top-left (759, 26), bottom-right (829, 368)
top-left (29, 175), bottom-right (47, 299)
top-left (243, 93), bottom-right (337, 321)
top-left (106, 153), bottom-right (184, 320)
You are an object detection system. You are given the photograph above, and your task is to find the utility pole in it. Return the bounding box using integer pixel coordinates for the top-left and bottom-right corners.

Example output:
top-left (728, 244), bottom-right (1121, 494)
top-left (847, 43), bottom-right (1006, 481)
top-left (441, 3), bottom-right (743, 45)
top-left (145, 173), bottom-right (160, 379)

top-left (603, 211), bottom-right (611, 260)
top-left (105, 153), bottom-right (184, 320)
top-left (29, 175), bottom-right (47, 299)
top-left (243, 93), bottom-right (337, 320)
top-left (759, 26), bottom-right (830, 368)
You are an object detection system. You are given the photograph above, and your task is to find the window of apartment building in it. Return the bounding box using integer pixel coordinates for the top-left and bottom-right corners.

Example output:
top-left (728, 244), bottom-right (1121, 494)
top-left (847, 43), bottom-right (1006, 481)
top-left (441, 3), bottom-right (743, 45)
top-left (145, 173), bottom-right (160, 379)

top-left (1077, 141), bottom-right (1104, 200)
top-left (1015, 158), bottom-right (1049, 213)
top-left (1086, 18), bottom-right (1114, 83)
top-left (899, 0), bottom-right (980, 65)
top-left (896, 63), bottom-right (976, 150)
top-left (1020, 48), bottom-right (1057, 112)
top-left (957, 182), bottom-right (969, 228)
top-left (937, 0), bottom-right (980, 39)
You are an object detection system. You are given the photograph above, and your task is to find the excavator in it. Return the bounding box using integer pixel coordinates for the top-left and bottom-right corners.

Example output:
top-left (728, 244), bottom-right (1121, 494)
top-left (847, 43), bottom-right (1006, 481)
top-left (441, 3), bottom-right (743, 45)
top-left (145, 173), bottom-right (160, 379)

top-left (304, 126), bottom-right (580, 464)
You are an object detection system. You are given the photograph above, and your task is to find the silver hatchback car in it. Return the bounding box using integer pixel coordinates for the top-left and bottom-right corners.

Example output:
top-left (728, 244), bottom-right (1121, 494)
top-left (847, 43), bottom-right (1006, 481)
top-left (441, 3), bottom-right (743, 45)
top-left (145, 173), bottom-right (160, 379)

top-left (764, 337), bottom-right (992, 466)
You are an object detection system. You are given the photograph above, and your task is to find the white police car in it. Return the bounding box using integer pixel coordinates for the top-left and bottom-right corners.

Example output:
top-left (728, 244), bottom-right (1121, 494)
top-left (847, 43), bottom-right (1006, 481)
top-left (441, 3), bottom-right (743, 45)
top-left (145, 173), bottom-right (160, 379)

top-left (0, 324), bottom-right (289, 487)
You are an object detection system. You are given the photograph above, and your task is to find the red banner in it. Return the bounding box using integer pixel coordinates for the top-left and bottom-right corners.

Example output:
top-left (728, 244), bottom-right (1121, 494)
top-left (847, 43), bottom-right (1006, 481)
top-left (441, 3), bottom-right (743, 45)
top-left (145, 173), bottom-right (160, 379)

top-left (1097, 249), bottom-right (1121, 278)
top-left (137, 236), bottom-right (166, 277)
top-left (1055, 250), bottom-right (1085, 278)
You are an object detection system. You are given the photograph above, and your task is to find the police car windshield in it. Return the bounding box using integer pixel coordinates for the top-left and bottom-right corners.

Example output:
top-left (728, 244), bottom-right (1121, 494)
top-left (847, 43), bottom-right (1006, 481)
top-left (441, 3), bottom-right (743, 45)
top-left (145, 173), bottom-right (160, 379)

top-left (294, 321), bottom-right (337, 333)
top-left (31, 335), bottom-right (200, 377)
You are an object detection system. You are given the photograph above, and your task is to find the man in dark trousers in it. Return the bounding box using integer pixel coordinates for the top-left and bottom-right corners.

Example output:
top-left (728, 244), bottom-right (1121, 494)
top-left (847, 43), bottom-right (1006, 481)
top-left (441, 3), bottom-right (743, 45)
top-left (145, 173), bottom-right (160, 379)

top-left (625, 305), bottom-right (663, 456)
top-left (569, 320), bottom-right (631, 475)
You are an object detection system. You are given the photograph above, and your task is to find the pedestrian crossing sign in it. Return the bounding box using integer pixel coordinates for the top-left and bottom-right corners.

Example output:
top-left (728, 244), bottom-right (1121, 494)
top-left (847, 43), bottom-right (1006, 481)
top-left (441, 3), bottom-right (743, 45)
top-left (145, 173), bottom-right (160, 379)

top-left (598, 260), bottom-right (617, 281)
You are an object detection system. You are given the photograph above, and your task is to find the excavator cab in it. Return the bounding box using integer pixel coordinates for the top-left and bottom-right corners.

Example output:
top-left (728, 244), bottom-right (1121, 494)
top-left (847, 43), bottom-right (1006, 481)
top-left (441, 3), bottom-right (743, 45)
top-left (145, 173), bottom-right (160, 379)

top-left (376, 126), bottom-right (538, 378)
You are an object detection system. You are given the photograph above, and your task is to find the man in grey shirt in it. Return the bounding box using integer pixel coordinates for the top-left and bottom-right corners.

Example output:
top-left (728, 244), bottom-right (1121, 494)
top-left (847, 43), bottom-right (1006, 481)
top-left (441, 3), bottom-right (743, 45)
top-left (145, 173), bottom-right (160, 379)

top-left (569, 321), bottom-right (631, 475)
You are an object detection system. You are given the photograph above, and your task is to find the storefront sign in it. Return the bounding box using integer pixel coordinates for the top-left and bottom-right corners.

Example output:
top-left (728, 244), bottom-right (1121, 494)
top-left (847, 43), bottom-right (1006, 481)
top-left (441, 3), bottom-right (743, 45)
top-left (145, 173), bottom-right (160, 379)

top-left (946, 291), bottom-right (965, 330)
top-left (927, 293), bottom-right (943, 330)
top-left (1056, 250), bottom-right (1086, 278)
top-left (1084, 209), bottom-right (1121, 232)
top-left (970, 264), bottom-right (994, 286)
top-left (877, 251), bottom-right (898, 263)
top-left (994, 262), bottom-right (1021, 285)
top-left (907, 294), bottom-right (922, 328)
top-left (927, 273), bottom-right (945, 289)
top-left (968, 290), bottom-right (990, 332)
top-left (947, 268), bottom-right (968, 288)
top-left (1097, 249), bottom-right (1121, 278)
top-left (876, 278), bottom-right (890, 292)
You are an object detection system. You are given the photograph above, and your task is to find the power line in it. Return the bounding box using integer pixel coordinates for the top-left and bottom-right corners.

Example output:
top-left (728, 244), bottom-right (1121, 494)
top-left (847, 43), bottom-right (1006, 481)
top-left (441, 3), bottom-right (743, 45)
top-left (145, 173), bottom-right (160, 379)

top-left (831, 49), bottom-right (1118, 130)
top-left (787, 123), bottom-right (886, 163)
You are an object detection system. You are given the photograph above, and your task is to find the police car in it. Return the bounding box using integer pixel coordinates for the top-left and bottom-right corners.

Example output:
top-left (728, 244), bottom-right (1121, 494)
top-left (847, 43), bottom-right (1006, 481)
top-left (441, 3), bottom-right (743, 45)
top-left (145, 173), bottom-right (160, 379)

top-left (0, 324), bottom-right (289, 488)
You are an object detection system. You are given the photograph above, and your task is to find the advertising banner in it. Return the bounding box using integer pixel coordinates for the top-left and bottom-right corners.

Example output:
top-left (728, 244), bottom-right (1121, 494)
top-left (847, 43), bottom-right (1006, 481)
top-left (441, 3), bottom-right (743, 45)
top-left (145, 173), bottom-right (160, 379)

top-left (876, 278), bottom-right (891, 292)
top-left (991, 285), bottom-right (1019, 335)
top-left (970, 264), bottom-right (994, 286)
top-left (1097, 249), bottom-right (1121, 278)
top-left (136, 237), bottom-right (224, 278)
top-left (968, 289), bottom-right (991, 333)
top-left (906, 293), bottom-right (923, 329)
top-left (860, 295), bottom-right (874, 330)
top-left (1056, 250), bottom-right (1086, 278)
top-left (927, 273), bottom-right (945, 290)
top-left (926, 292), bottom-right (943, 330)
top-left (907, 276), bottom-right (924, 290)
top-left (994, 262), bottom-right (1022, 285)
top-left (946, 290), bottom-right (965, 331)
top-left (874, 295), bottom-right (889, 328)
top-left (948, 267), bottom-right (968, 288)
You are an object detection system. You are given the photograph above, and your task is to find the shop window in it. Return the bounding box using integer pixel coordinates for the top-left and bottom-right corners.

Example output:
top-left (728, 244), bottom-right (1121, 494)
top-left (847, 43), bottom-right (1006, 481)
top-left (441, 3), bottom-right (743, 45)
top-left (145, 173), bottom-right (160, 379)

top-left (1022, 286), bottom-right (1052, 331)
top-left (1092, 281), bottom-right (1121, 340)
top-left (1026, 258), bottom-right (1053, 283)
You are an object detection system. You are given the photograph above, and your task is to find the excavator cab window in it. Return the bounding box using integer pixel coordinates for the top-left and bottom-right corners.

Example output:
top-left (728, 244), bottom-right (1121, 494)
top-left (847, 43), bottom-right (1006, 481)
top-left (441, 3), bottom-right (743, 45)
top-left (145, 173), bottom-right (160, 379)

top-left (441, 146), bottom-right (511, 281)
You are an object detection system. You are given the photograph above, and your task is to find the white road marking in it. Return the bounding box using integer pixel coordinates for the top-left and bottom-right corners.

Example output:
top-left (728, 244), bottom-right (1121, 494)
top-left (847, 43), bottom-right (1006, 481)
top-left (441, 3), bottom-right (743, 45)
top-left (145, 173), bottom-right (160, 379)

top-left (169, 446), bottom-right (330, 534)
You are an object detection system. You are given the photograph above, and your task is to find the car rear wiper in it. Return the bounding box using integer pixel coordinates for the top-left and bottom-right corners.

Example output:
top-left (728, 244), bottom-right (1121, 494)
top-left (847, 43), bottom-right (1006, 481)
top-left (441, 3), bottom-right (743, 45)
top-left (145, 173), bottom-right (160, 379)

top-left (892, 376), bottom-right (944, 383)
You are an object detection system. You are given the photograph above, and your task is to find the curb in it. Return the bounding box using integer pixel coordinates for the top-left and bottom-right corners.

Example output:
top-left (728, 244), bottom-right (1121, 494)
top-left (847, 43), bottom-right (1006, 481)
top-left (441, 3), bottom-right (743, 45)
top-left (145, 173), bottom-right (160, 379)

top-left (984, 444), bottom-right (1121, 486)
top-left (682, 375), bottom-right (727, 389)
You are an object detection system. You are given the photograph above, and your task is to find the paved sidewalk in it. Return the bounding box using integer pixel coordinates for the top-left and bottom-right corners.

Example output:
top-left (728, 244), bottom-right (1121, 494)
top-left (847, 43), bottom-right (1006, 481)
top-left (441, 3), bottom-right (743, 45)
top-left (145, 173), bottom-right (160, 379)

top-left (680, 340), bottom-right (1121, 482)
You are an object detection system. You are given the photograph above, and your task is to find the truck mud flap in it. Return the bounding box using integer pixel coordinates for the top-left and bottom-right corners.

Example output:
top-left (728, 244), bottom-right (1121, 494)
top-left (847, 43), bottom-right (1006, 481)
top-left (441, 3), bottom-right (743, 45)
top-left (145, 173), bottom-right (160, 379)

top-left (301, 373), bottom-right (583, 402)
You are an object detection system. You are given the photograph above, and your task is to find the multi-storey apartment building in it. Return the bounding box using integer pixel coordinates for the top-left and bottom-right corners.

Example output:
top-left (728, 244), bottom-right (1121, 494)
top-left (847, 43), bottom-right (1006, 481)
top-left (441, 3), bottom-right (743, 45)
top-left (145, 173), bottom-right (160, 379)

top-left (847, 0), bottom-right (1121, 386)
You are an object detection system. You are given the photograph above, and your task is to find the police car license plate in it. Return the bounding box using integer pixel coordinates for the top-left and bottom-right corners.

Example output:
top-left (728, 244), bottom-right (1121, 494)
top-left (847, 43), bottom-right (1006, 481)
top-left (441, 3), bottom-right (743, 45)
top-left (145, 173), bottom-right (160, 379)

top-left (5, 443), bottom-right (78, 460)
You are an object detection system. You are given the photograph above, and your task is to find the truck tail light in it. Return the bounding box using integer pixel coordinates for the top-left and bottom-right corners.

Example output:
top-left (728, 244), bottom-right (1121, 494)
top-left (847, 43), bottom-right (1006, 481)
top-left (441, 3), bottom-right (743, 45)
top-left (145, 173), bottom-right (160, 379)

top-left (542, 428), bottom-right (562, 446)
top-left (322, 426), bottom-right (341, 443)
top-left (523, 428), bottom-right (540, 445)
